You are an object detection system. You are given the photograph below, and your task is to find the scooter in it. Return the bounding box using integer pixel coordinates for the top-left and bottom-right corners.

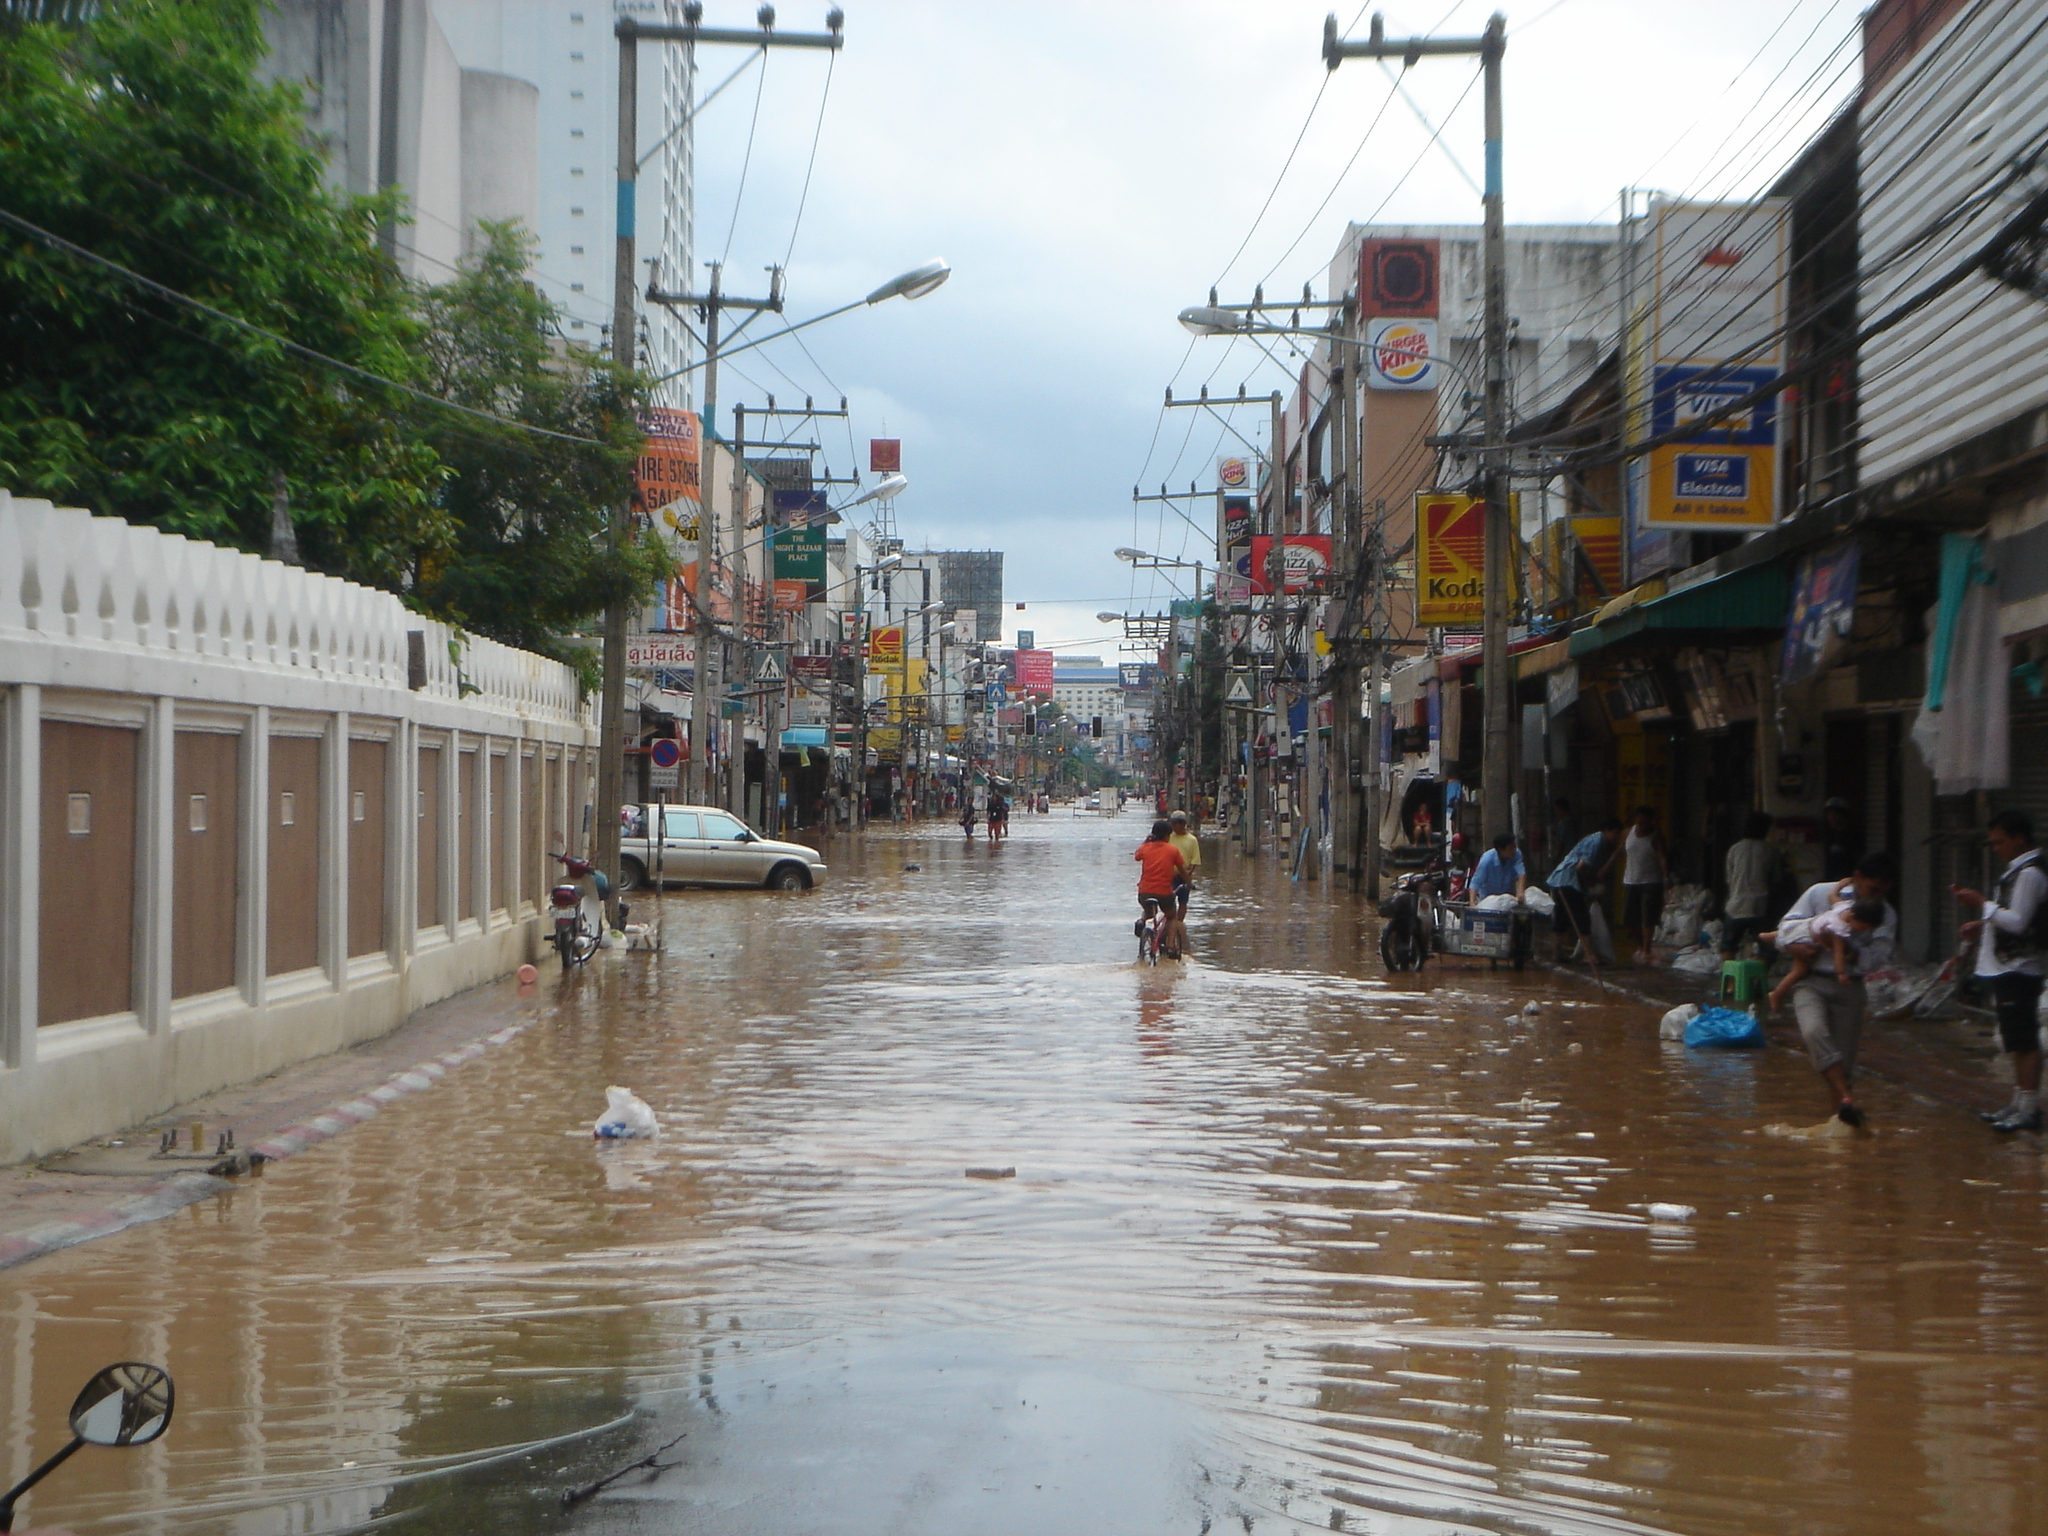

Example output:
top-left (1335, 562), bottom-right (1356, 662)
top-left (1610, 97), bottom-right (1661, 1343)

top-left (1379, 864), bottom-right (1440, 972)
top-left (1, 1362), bottom-right (175, 1531)
top-left (549, 854), bottom-right (617, 968)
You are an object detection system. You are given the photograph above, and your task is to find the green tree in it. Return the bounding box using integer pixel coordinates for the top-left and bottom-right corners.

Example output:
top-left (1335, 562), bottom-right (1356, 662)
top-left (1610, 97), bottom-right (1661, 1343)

top-left (0, 0), bottom-right (444, 581)
top-left (409, 223), bottom-right (667, 663)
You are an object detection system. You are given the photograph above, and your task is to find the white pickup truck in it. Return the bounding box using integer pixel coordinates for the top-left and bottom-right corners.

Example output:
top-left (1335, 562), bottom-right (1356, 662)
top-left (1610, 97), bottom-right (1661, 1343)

top-left (619, 803), bottom-right (827, 891)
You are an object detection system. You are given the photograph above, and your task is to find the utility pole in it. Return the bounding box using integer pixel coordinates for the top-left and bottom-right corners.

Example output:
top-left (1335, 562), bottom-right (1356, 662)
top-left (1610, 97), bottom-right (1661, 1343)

top-left (596, 7), bottom-right (842, 888)
top-left (1326, 10), bottom-right (1511, 845)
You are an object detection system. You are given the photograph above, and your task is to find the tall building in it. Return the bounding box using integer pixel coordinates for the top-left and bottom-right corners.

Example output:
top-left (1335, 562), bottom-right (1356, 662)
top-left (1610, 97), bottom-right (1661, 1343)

top-left (931, 550), bottom-right (1006, 645)
top-left (262, 0), bottom-right (696, 400)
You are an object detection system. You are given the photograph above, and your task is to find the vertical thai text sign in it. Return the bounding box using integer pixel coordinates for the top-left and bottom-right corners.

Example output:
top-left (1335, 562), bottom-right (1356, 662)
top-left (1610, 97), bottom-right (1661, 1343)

top-left (1645, 200), bottom-right (1789, 530)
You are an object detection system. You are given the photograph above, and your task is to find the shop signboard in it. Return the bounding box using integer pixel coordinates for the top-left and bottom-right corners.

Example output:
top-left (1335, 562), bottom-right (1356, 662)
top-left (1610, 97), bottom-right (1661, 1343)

top-left (1247, 534), bottom-right (1331, 594)
top-left (1220, 494), bottom-right (1254, 549)
top-left (1365, 318), bottom-right (1439, 391)
top-left (1781, 541), bottom-right (1861, 686)
top-left (633, 407), bottom-right (701, 529)
top-left (626, 635), bottom-right (695, 671)
top-left (1415, 493), bottom-right (1518, 625)
top-left (1217, 458), bottom-right (1253, 493)
top-left (868, 626), bottom-right (905, 671)
top-left (1014, 649), bottom-right (1056, 695)
top-left (1643, 200), bottom-right (1788, 531)
top-left (771, 523), bottom-right (828, 599)
top-left (870, 439), bottom-right (902, 472)
top-left (1645, 364), bottom-right (1780, 529)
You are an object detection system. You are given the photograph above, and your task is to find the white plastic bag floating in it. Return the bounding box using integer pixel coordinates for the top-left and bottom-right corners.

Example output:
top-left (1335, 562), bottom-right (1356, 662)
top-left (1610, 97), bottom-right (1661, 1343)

top-left (1659, 1003), bottom-right (1700, 1040)
top-left (593, 1085), bottom-right (659, 1139)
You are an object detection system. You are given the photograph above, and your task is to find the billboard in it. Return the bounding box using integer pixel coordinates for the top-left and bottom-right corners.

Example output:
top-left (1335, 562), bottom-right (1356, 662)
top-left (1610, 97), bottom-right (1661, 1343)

top-left (1247, 534), bottom-right (1332, 594)
top-left (1014, 649), bottom-right (1055, 694)
top-left (1220, 494), bottom-right (1254, 549)
top-left (1644, 199), bottom-right (1788, 530)
top-left (1365, 318), bottom-right (1440, 391)
top-left (1416, 492), bottom-right (1518, 626)
top-left (633, 407), bottom-right (701, 527)
top-left (868, 626), bottom-right (905, 671)
top-left (1217, 457), bottom-right (1253, 493)
top-left (1644, 363), bottom-right (1780, 529)
top-left (770, 523), bottom-right (827, 599)
top-left (1359, 237), bottom-right (1439, 318)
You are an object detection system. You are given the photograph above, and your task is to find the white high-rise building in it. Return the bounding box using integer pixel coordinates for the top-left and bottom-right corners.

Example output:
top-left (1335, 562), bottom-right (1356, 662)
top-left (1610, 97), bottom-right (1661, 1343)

top-left (264, 0), bottom-right (696, 402)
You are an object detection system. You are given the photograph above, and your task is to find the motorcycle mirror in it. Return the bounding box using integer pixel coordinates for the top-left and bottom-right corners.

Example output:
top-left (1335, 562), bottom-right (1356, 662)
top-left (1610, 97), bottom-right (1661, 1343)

top-left (69, 1363), bottom-right (174, 1447)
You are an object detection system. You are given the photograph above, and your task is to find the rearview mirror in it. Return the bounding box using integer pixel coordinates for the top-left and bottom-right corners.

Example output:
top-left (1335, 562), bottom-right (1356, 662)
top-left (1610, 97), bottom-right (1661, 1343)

top-left (70, 1363), bottom-right (175, 1447)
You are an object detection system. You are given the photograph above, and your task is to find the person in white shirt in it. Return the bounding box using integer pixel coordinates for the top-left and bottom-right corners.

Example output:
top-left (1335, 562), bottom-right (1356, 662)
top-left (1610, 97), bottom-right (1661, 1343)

top-left (1621, 805), bottom-right (1671, 965)
top-left (1951, 810), bottom-right (2048, 1133)
top-left (1776, 851), bottom-right (1899, 1127)
top-left (1720, 810), bottom-right (1781, 960)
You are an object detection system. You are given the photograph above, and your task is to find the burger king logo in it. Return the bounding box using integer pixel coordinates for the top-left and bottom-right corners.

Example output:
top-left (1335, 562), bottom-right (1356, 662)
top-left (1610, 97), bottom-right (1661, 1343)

top-left (1367, 318), bottom-right (1438, 390)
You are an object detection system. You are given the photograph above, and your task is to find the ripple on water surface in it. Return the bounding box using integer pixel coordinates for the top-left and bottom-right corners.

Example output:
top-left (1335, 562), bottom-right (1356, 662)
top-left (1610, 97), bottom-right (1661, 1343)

top-left (4, 818), bottom-right (2048, 1534)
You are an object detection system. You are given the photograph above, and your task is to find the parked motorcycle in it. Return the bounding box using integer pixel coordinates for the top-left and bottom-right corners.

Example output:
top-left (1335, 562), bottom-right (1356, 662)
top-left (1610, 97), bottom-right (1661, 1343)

top-left (1379, 864), bottom-right (1441, 972)
top-left (1, 1362), bottom-right (175, 1531)
top-left (549, 854), bottom-right (615, 968)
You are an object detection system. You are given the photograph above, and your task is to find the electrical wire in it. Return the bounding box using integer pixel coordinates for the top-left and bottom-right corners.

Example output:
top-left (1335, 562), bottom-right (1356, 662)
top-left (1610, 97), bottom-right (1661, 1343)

top-left (0, 204), bottom-right (610, 449)
top-left (718, 43), bottom-right (770, 267)
top-left (781, 48), bottom-right (836, 269)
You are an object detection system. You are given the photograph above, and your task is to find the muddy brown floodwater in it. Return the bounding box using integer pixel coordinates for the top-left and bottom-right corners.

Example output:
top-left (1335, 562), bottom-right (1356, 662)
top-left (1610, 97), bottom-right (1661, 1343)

top-left (6, 814), bottom-right (2048, 1534)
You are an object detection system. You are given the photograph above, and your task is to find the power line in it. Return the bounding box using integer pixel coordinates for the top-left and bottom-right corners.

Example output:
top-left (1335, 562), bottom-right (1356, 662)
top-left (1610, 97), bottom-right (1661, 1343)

top-left (719, 43), bottom-right (771, 267)
top-left (781, 48), bottom-right (837, 269)
top-left (0, 205), bottom-right (609, 449)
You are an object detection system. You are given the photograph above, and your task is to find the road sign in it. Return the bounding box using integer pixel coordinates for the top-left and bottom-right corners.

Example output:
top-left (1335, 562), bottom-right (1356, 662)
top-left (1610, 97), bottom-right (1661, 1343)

top-left (1225, 672), bottom-right (1254, 705)
top-left (649, 738), bottom-right (682, 769)
top-left (986, 682), bottom-right (1008, 707)
top-left (753, 650), bottom-right (786, 683)
top-left (648, 763), bottom-right (680, 791)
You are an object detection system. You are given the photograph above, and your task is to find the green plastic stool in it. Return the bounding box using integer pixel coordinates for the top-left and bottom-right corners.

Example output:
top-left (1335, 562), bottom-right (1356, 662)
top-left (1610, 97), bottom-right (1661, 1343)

top-left (1720, 959), bottom-right (1766, 1004)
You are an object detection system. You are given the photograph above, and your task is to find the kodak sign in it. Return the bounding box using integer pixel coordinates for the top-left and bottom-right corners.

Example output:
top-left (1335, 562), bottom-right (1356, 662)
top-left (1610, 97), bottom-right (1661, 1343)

top-left (1415, 492), bottom-right (1516, 626)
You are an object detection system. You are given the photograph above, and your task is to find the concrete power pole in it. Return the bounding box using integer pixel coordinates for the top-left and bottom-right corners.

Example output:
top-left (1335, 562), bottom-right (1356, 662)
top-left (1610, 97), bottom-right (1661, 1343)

top-left (1325, 11), bottom-right (1511, 843)
top-left (599, 8), bottom-right (843, 887)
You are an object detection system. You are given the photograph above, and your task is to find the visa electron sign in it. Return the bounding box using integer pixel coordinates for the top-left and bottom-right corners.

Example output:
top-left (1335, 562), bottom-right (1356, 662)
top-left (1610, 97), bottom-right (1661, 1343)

top-left (1415, 493), bottom-right (1517, 626)
top-left (1643, 199), bottom-right (1788, 530)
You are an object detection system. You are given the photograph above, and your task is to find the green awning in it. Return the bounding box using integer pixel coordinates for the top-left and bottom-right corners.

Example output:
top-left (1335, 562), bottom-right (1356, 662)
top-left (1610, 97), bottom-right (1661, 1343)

top-left (1569, 561), bottom-right (1787, 657)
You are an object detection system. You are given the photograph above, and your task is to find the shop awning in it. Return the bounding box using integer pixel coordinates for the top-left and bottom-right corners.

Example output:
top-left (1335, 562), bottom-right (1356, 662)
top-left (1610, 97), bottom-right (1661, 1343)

top-left (1569, 562), bottom-right (1788, 657)
top-left (781, 727), bottom-right (829, 748)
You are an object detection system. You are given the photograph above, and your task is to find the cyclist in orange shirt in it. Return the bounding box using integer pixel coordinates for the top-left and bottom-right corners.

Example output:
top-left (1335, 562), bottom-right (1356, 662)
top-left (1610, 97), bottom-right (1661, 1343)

top-left (1134, 818), bottom-right (1191, 958)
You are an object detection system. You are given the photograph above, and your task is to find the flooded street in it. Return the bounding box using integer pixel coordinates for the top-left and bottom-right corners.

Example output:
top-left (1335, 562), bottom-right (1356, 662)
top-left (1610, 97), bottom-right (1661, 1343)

top-left (7, 814), bottom-right (2048, 1535)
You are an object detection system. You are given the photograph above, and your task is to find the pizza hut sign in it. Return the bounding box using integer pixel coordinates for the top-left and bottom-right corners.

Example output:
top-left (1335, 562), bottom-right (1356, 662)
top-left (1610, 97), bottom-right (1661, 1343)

top-left (1247, 535), bottom-right (1332, 594)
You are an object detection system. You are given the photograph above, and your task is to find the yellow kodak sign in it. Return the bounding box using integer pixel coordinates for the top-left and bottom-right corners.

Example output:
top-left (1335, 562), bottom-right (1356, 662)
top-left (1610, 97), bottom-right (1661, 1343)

top-left (1415, 492), bottom-right (1518, 626)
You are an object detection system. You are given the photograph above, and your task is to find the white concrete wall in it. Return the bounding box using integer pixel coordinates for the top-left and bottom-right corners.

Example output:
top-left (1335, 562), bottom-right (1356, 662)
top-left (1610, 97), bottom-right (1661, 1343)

top-left (0, 495), bottom-right (597, 1164)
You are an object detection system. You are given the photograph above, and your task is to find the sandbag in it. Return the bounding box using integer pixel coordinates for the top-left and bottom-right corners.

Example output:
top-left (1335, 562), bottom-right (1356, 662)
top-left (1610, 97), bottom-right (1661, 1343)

top-left (1683, 1005), bottom-right (1765, 1049)
top-left (594, 1085), bottom-right (660, 1138)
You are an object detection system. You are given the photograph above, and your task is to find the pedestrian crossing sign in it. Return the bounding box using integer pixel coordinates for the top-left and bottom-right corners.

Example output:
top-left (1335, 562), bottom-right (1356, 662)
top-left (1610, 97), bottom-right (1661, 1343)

top-left (1226, 673), bottom-right (1254, 705)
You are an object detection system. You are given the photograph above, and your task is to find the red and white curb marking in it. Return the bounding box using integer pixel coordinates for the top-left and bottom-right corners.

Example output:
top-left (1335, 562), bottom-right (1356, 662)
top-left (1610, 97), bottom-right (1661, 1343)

top-left (0, 1021), bottom-right (532, 1272)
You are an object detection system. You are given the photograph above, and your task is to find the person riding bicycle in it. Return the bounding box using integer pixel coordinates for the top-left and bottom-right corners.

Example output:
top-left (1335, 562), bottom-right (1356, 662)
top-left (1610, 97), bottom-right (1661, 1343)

top-left (1134, 818), bottom-right (1190, 959)
top-left (1167, 810), bottom-right (1201, 926)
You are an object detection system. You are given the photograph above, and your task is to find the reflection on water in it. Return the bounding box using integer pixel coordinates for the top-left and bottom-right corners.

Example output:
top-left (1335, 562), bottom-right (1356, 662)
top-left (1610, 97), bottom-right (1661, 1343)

top-left (6, 816), bottom-right (2048, 1534)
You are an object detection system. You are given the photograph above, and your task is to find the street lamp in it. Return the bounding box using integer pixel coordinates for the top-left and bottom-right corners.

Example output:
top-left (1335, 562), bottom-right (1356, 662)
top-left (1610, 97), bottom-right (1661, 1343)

top-left (649, 264), bottom-right (951, 388)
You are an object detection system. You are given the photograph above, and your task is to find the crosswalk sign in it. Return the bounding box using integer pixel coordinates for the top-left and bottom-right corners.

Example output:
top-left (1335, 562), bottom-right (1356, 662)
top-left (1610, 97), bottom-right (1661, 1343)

top-left (1225, 672), bottom-right (1254, 705)
top-left (753, 650), bottom-right (786, 683)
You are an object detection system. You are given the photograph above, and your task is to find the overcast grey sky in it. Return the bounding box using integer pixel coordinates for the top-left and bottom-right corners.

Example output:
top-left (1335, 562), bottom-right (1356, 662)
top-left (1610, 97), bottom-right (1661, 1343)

top-left (683, 0), bottom-right (1866, 655)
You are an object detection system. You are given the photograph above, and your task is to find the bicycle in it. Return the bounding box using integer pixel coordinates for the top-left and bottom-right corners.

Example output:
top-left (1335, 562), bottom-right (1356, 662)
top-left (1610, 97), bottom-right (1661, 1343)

top-left (1134, 898), bottom-right (1169, 964)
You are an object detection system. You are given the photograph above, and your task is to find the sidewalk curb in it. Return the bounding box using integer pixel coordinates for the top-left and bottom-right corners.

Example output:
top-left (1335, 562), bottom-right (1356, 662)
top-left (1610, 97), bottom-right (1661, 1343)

top-left (0, 1020), bottom-right (532, 1273)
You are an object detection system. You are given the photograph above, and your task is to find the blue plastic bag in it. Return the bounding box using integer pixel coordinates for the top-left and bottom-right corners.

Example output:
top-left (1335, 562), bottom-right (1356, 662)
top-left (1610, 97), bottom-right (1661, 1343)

top-left (1683, 1005), bottom-right (1765, 1049)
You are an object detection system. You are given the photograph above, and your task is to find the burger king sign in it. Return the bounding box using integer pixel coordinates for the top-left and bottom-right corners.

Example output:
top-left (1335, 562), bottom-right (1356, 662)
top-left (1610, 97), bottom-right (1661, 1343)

top-left (1366, 317), bottom-right (1439, 392)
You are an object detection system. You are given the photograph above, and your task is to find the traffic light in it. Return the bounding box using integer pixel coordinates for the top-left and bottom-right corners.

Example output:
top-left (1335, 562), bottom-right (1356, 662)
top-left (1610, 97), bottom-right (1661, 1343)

top-left (1091, 716), bottom-right (1103, 738)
